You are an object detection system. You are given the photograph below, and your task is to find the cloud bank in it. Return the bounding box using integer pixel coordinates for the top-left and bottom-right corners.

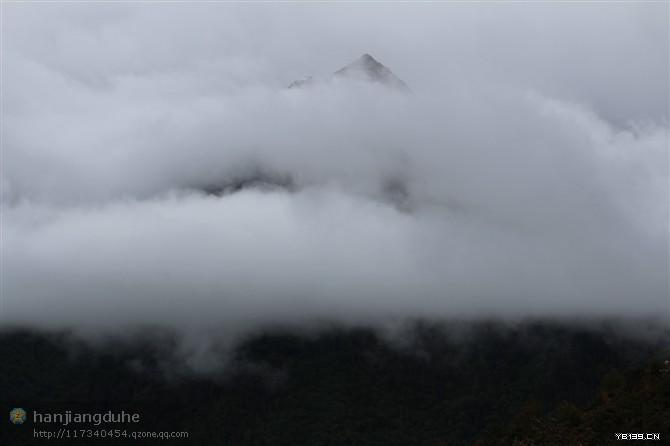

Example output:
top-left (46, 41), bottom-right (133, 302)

top-left (1, 3), bottom-right (668, 346)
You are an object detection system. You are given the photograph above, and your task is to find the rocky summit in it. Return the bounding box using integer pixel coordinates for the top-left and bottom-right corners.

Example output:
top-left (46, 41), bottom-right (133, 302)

top-left (288, 53), bottom-right (410, 91)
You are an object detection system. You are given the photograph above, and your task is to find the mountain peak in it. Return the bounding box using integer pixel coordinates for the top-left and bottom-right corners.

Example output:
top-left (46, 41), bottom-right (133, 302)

top-left (333, 54), bottom-right (410, 91)
top-left (288, 53), bottom-right (410, 92)
top-left (336, 53), bottom-right (383, 74)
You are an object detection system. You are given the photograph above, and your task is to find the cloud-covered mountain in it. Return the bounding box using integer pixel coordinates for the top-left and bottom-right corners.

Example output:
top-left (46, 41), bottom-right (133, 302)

top-left (1, 3), bottom-right (667, 368)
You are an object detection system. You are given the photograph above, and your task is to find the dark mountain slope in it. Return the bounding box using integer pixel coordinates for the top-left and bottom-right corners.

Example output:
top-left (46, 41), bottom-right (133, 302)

top-left (1, 320), bottom-right (668, 445)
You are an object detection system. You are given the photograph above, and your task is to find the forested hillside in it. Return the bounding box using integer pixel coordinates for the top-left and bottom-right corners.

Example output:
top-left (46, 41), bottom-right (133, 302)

top-left (2, 320), bottom-right (668, 445)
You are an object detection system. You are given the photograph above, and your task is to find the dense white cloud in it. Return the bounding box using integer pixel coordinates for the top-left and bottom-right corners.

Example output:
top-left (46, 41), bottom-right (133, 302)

top-left (1, 3), bottom-right (668, 348)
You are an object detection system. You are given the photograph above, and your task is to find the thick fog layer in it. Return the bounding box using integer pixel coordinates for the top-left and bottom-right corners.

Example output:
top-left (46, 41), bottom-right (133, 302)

top-left (2, 4), bottom-right (668, 341)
